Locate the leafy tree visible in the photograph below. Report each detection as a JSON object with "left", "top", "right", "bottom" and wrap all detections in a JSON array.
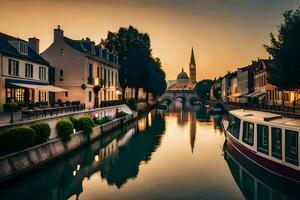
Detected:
[
  {"left": 195, "top": 79, "right": 213, "bottom": 100},
  {"left": 264, "top": 7, "right": 300, "bottom": 90},
  {"left": 101, "top": 26, "right": 153, "bottom": 102}
]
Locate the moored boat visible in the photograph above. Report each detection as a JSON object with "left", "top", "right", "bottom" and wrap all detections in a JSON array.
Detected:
[{"left": 222, "top": 109, "right": 300, "bottom": 182}]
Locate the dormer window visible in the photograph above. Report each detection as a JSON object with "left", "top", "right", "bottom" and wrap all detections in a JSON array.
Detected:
[{"left": 19, "top": 42, "right": 28, "bottom": 55}]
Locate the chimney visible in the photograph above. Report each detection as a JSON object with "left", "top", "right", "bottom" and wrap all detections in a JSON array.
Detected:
[
  {"left": 28, "top": 37, "right": 39, "bottom": 53},
  {"left": 85, "top": 37, "right": 90, "bottom": 42},
  {"left": 54, "top": 25, "right": 64, "bottom": 43}
]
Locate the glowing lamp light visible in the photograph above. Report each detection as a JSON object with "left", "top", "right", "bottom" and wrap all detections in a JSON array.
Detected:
[
  {"left": 73, "top": 170, "right": 76, "bottom": 176},
  {"left": 116, "top": 90, "right": 121, "bottom": 95},
  {"left": 77, "top": 164, "right": 80, "bottom": 171},
  {"left": 94, "top": 78, "right": 99, "bottom": 85},
  {"left": 95, "top": 155, "right": 99, "bottom": 162},
  {"left": 73, "top": 129, "right": 76, "bottom": 134}
]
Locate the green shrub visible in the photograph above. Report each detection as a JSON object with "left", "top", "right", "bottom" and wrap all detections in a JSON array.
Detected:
[
  {"left": 56, "top": 120, "right": 74, "bottom": 142},
  {"left": 94, "top": 116, "right": 112, "bottom": 125},
  {"left": 70, "top": 117, "right": 80, "bottom": 131},
  {"left": 116, "top": 111, "right": 128, "bottom": 118},
  {"left": 79, "top": 117, "right": 94, "bottom": 140},
  {"left": 0, "top": 127, "right": 36, "bottom": 152},
  {"left": 30, "top": 122, "right": 51, "bottom": 145}
]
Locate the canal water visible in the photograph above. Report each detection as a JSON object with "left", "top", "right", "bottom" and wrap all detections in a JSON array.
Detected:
[{"left": 1, "top": 101, "right": 299, "bottom": 200}]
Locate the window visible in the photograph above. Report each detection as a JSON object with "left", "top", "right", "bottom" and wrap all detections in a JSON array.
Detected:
[
  {"left": 115, "top": 73, "right": 118, "bottom": 86},
  {"left": 8, "top": 59, "right": 19, "bottom": 76},
  {"left": 227, "top": 114, "right": 241, "bottom": 139},
  {"left": 108, "top": 69, "right": 110, "bottom": 86},
  {"left": 65, "top": 92, "right": 68, "bottom": 97},
  {"left": 111, "top": 71, "right": 114, "bottom": 86},
  {"left": 19, "top": 42, "right": 28, "bottom": 55},
  {"left": 285, "top": 130, "right": 298, "bottom": 165},
  {"left": 89, "top": 91, "right": 92, "bottom": 102},
  {"left": 112, "top": 91, "right": 114, "bottom": 100},
  {"left": 243, "top": 121, "right": 254, "bottom": 146},
  {"left": 104, "top": 68, "right": 107, "bottom": 86},
  {"left": 39, "top": 67, "right": 46, "bottom": 80},
  {"left": 272, "top": 127, "right": 282, "bottom": 159},
  {"left": 15, "top": 89, "right": 24, "bottom": 102},
  {"left": 88, "top": 63, "right": 93, "bottom": 84},
  {"left": 257, "top": 124, "right": 269, "bottom": 154},
  {"left": 97, "top": 66, "right": 100, "bottom": 78},
  {"left": 39, "top": 91, "right": 47, "bottom": 101},
  {"left": 60, "top": 69, "right": 64, "bottom": 81},
  {"left": 25, "top": 63, "right": 33, "bottom": 78}
]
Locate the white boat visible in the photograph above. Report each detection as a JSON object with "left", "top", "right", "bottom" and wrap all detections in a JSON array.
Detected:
[{"left": 222, "top": 109, "right": 300, "bottom": 182}]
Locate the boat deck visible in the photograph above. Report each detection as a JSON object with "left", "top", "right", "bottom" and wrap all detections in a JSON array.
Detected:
[{"left": 230, "top": 109, "right": 300, "bottom": 127}]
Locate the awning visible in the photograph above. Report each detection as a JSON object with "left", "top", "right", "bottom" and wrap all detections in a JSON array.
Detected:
[
  {"left": 10, "top": 83, "right": 68, "bottom": 92},
  {"left": 251, "top": 92, "right": 265, "bottom": 99},
  {"left": 10, "top": 83, "right": 44, "bottom": 89},
  {"left": 41, "top": 85, "right": 68, "bottom": 92}
]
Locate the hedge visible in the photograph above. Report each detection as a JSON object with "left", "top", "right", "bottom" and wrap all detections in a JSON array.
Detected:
[
  {"left": 70, "top": 117, "right": 80, "bottom": 131},
  {"left": 79, "top": 117, "right": 94, "bottom": 140},
  {"left": 30, "top": 122, "right": 51, "bottom": 145},
  {"left": 56, "top": 120, "right": 74, "bottom": 142},
  {"left": 94, "top": 116, "right": 112, "bottom": 125},
  {"left": 0, "top": 127, "right": 36, "bottom": 152}
]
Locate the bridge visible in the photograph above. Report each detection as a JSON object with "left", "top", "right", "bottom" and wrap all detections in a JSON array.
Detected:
[{"left": 159, "top": 90, "right": 199, "bottom": 103}]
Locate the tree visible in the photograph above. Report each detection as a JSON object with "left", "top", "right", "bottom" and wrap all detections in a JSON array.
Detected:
[
  {"left": 195, "top": 79, "right": 213, "bottom": 100},
  {"left": 264, "top": 7, "right": 300, "bottom": 90},
  {"left": 101, "top": 26, "right": 153, "bottom": 102},
  {"left": 93, "top": 79, "right": 104, "bottom": 108}
]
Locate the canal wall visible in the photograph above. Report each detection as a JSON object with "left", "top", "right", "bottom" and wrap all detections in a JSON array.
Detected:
[
  {"left": 0, "top": 112, "right": 138, "bottom": 183},
  {"left": 0, "top": 104, "right": 133, "bottom": 139}
]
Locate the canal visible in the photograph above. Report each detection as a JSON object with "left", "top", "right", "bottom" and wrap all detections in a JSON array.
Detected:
[{"left": 1, "top": 101, "right": 299, "bottom": 200}]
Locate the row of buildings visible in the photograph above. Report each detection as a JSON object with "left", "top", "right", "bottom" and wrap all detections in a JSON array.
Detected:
[
  {"left": 210, "top": 58, "right": 300, "bottom": 106},
  {"left": 0, "top": 26, "right": 146, "bottom": 112}
]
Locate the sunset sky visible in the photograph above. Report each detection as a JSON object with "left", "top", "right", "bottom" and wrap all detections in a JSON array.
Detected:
[{"left": 0, "top": 0, "right": 299, "bottom": 80}]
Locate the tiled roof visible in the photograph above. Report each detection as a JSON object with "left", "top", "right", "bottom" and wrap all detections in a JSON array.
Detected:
[
  {"left": 63, "top": 36, "right": 120, "bottom": 69},
  {"left": 0, "top": 32, "right": 49, "bottom": 65}
]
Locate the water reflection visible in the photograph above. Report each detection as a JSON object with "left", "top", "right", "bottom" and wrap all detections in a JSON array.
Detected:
[
  {"left": 224, "top": 142, "right": 300, "bottom": 200},
  {"left": 0, "top": 110, "right": 165, "bottom": 200}
]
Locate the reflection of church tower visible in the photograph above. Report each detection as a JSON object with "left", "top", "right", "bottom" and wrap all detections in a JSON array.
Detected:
[
  {"left": 189, "top": 112, "right": 196, "bottom": 153},
  {"left": 189, "top": 47, "right": 196, "bottom": 83}
]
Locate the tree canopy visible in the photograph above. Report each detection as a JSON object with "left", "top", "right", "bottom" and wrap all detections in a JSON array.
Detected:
[
  {"left": 264, "top": 7, "right": 300, "bottom": 90},
  {"left": 195, "top": 79, "right": 213, "bottom": 100},
  {"left": 101, "top": 26, "right": 166, "bottom": 101}
]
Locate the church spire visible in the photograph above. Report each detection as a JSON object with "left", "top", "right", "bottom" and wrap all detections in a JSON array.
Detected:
[
  {"left": 190, "top": 47, "right": 196, "bottom": 66},
  {"left": 189, "top": 47, "right": 197, "bottom": 83}
]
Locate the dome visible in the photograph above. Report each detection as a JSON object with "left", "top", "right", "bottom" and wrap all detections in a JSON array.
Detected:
[{"left": 177, "top": 70, "right": 189, "bottom": 80}]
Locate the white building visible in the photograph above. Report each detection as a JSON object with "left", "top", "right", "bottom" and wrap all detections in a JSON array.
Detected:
[
  {"left": 0, "top": 32, "right": 59, "bottom": 112},
  {"left": 41, "top": 26, "right": 121, "bottom": 109}
]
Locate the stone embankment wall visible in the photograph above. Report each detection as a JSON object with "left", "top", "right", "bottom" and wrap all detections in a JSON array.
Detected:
[
  {"left": 0, "top": 104, "right": 133, "bottom": 139},
  {"left": 0, "top": 112, "right": 137, "bottom": 183}
]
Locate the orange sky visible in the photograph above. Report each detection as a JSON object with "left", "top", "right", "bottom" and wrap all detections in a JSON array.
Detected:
[{"left": 0, "top": 0, "right": 299, "bottom": 80}]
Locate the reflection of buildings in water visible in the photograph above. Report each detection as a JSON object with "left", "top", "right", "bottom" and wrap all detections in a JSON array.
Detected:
[
  {"left": 196, "top": 107, "right": 210, "bottom": 122},
  {"left": 0, "top": 123, "right": 136, "bottom": 200},
  {"left": 211, "top": 115, "right": 223, "bottom": 131},
  {"left": 138, "top": 110, "right": 155, "bottom": 132},
  {"left": 99, "top": 113, "right": 165, "bottom": 188},
  {"left": 177, "top": 110, "right": 189, "bottom": 127},
  {"left": 224, "top": 142, "right": 300, "bottom": 200},
  {"left": 189, "top": 112, "right": 196, "bottom": 153}
]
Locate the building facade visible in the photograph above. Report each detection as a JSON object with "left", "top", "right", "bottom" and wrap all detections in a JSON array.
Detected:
[
  {"left": 41, "top": 26, "right": 121, "bottom": 109},
  {"left": 0, "top": 33, "right": 55, "bottom": 111}
]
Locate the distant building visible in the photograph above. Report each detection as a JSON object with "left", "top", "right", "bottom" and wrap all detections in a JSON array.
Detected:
[
  {"left": 41, "top": 26, "right": 121, "bottom": 109},
  {"left": 166, "top": 68, "right": 196, "bottom": 91},
  {"left": 221, "top": 72, "right": 234, "bottom": 102},
  {"left": 0, "top": 32, "right": 60, "bottom": 111},
  {"left": 228, "top": 72, "right": 238, "bottom": 102},
  {"left": 210, "top": 78, "right": 221, "bottom": 101}
]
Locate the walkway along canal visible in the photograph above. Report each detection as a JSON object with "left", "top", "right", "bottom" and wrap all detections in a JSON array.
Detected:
[{"left": 1, "top": 101, "right": 300, "bottom": 200}]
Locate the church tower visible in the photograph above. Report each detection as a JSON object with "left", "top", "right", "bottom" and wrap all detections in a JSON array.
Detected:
[{"left": 189, "top": 47, "right": 197, "bottom": 83}]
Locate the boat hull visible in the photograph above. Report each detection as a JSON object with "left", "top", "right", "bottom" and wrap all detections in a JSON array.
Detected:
[{"left": 223, "top": 120, "right": 300, "bottom": 183}]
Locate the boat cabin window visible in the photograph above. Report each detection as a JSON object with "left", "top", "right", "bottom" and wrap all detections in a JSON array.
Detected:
[
  {"left": 243, "top": 121, "right": 254, "bottom": 146},
  {"left": 285, "top": 130, "right": 298, "bottom": 166},
  {"left": 228, "top": 114, "right": 241, "bottom": 139},
  {"left": 257, "top": 124, "right": 269, "bottom": 154},
  {"left": 271, "top": 128, "right": 282, "bottom": 159}
]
